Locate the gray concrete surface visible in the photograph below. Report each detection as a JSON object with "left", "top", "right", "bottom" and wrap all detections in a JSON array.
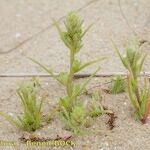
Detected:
[{"left": 0, "top": 0, "right": 149, "bottom": 74}]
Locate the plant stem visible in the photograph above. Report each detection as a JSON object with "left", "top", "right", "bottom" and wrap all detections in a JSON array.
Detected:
[
  {"left": 135, "top": 86, "right": 141, "bottom": 105},
  {"left": 67, "top": 51, "right": 74, "bottom": 97},
  {"left": 131, "top": 71, "right": 141, "bottom": 106},
  {"left": 134, "top": 76, "right": 141, "bottom": 106}
]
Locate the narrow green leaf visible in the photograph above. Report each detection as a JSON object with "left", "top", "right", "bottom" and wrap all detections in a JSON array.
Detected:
[
  {"left": 0, "top": 112, "right": 21, "bottom": 128},
  {"left": 139, "top": 54, "right": 147, "bottom": 72},
  {"left": 112, "top": 40, "right": 128, "bottom": 68},
  {"left": 29, "top": 57, "right": 57, "bottom": 80},
  {"left": 57, "top": 72, "right": 68, "bottom": 86},
  {"left": 52, "top": 18, "right": 63, "bottom": 38},
  {"left": 81, "top": 23, "right": 93, "bottom": 38},
  {"left": 127, "top": 77, "right": 140, "bottom": 110},
  {"left": 78, "top": 57, "right": 106, "bottom": 72},
  {"left": 73, "top": 67, "right": 100, "bottom": 98}
]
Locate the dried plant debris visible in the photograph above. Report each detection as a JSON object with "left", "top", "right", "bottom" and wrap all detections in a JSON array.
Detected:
[
  {"left": 19, "top": 132, "right": 73, "bottom": 143},
  {"left": 106, "top": 113, "right": 117, "bottom": 130}
]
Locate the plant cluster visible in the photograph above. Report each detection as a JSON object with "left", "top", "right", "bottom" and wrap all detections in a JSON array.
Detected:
[
  {"left": 109, "top": 75, "right": 126, "bottom": 94},
  {"left": 88, "top": 91, "right": 112, "bottom": 117},
  {"left": 0, "top": 12, "right": 149, "bottom": 136},
  {"left": 115, "top": 40, "right": 150, "bottom": 123},
  {"left": 0, "top": 78, "right": 44, "bottom": 131}
]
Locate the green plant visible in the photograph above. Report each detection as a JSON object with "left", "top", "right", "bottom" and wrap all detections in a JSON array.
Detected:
[
  {"left": 30, "top": 12, "right": 104, "bottom": 133},
  {"left": 0, "top": 78, "right": 44, "bottom": 131},
  {"left": 88, "top": 91, "right": 112, "bottom": 117},
  {"left": 61, "top": 104, "right": 87, "bottom": 134},
  {"left": 114, "top": 40, "right": 150, "bottom": 123},
  {"left": 109, "top": 75, "right": 126, "bottom": 94}
]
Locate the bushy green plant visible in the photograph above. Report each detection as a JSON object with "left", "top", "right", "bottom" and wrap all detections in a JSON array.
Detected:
[
  {"left": 109, "top": 75, "right": 126, "bottom": 94},
  {"left": 31, "top": 12, "right": 104, "bottom": 133},
  {"left": 114, "top": 40, "right": 150, "bottom": 123},
  {"left": 0, "top": 78, "right": 44, "bottom": 131}
]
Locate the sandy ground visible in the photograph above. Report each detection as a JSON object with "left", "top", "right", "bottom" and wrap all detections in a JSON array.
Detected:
[
  {"left": 1, "top": 77, "right": 150, "bottom": 150},
  {"left": 0, "top": 0, "right": 150, "bottom": 150}
]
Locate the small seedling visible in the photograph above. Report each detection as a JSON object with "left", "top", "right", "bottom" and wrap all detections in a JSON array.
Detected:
[
  {"left": 114, "top": 40, "right": 150, "bottom": 123},
  {"left": 61, "top": 104, "right": 87, "bottom": 134},
  {"left": 88, "top": 91, "right": 112, "bottom": 117},
  {"left": 0, "top": 78, "right": 44, "bottom": 131},
  {"left": 30, "top": 12, "right": 104, "bottom": 133},
  {"left": 109, "top": 75, "right": 126, "bottom": 94}
]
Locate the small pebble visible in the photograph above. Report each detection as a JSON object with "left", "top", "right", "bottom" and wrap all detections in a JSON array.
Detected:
[
  {"left": 104, "top": 142, "right": 109, "bottom": 146},
  {"left": 134, "top": 24, "right": 137, "bottom": 28},
  {"left": 45, "top": 82, "right": 49, "bottom": 85},
  {"left": 6, "top": 60, "right": 9, "bottom": 64},
  {"left": 94, "top": 78, "right": 98, "bottom": 81},
  {"left": 124, "top": 102, "right": 127, "bottom": 105},
  {"left": 47, "top": 126, "right": 51, "bottom": 129},
  {"left": 8, "top": 112, "right": 14, "bottom": 117},
  {"left": 36, "top": 132, "right": 41, "bottom": 136},
  {"left": 15, "top": 33, "right": 21, "bottom": 39},
  {"left": 38, "top": 96, "right": 42, "bottom": 99},
  {"left": 16, "top": 14, "right": 21, "bottom": 17}
]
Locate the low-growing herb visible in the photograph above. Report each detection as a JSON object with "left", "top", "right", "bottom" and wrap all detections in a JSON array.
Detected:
[
  {"left": 114, "top": 40, "right": 150, "bottom": 123},
  {"left": 0, "top": 78, "right": 44, "bottom": 131},
  {"left": 88, "top": 91, "right": 112, "bottom": 117},
  {"left": 109, "top": 75, "right": 126, "bottom": 94},
  {"left": 30, "top": 12, "right": 104, "bottom": 133}
]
